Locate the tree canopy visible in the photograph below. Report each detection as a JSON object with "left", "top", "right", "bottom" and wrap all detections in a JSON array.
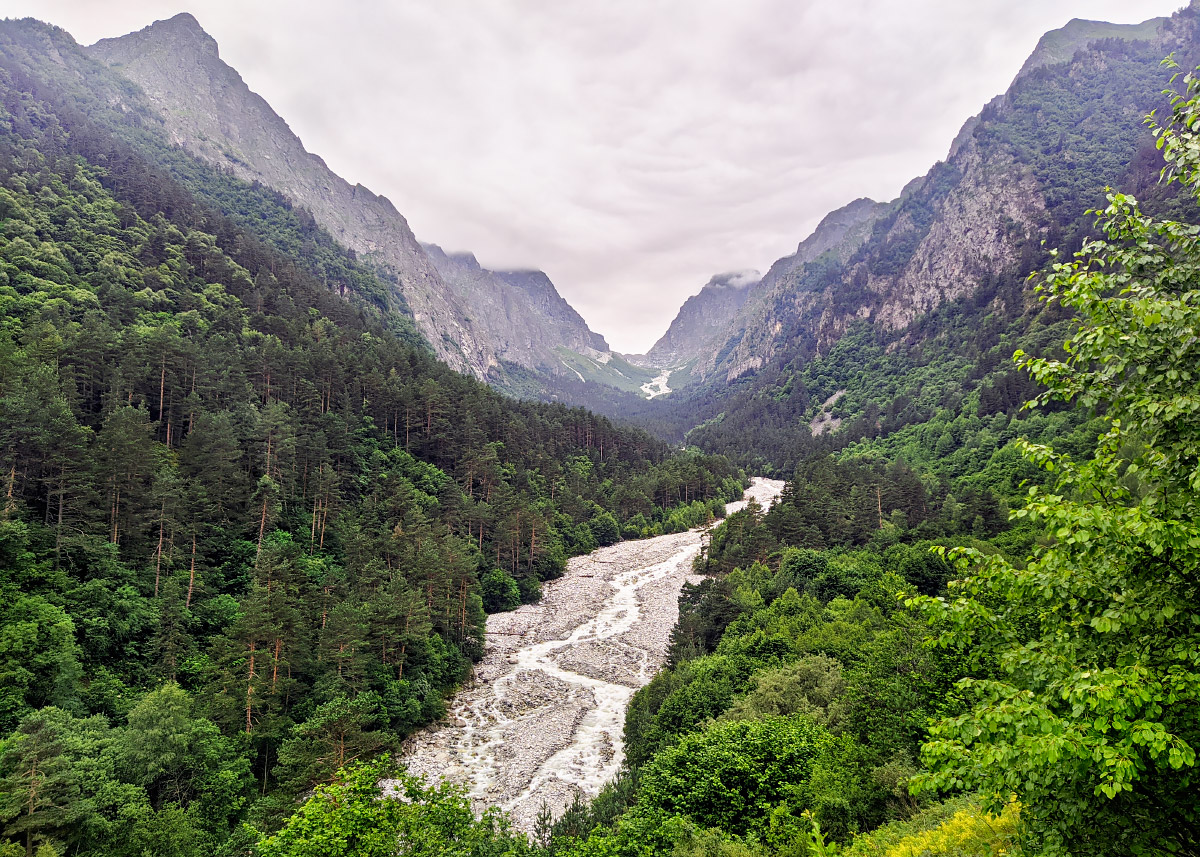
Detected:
[{"left": 910, "top": 58, "right": 1200, "bottom": 857}]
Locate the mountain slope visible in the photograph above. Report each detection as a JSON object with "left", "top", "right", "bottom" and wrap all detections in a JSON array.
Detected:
[
  {"left": 1017, "top": 14, "right": 1169, "bottom": 77},
  {"left": 630, "top": 270, "right": 761, "bottom": 371},
  {"left": 646, "top": 4, "right": 1197, "bottom": 469},
  {"left": 85, "top": 13, "right": 615, "bottom": 391},
  {"left": 420, "top": 243, "right": 612, "bottom": 377},
  {"left": 645, "top": 10, "right": 1178, "bottom": 406},
  {"left": 87, "top": 13, "right": 495, "bottom": 376}
]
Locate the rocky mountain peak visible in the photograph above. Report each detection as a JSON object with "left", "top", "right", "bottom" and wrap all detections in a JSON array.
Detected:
[
  {"left": 423, "top": 243, "right": 483, "bottom": 272},
  {"left": 758, "top": 196, "right": 883, "bottom": 293},
  {"left": 98, "top": 12, "right": 220, "bottom": 59},
  {"left": 420, "top": 244, "right": 610, "bottom": 363},
  {"left": 86, "top": 17, "right": 613, "bottom": 387},
  {"left": 631, "top": 269, "right": 763, "bottom": 370},
  {"left": 86, "top": 16, "right": 629, "bottom": 390}
]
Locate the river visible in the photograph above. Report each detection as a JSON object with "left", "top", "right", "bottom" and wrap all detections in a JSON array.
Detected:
[{"left": 398, "top": 477, "right": 785, "bottom": 831}]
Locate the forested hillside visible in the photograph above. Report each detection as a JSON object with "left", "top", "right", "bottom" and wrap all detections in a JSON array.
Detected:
[{"left": 0, "top": 23, "right": 742, "bottom": 855}]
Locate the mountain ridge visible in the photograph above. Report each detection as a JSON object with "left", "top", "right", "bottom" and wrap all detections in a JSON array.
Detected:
[
  {"left": 628, "top": 269, "right": 762, "bottom": 371},
  {"left": 643, "top": 6, "right": 1187, "bottom": 398},
  {"left": 86, "top": 12, "right": 611, "bottom": 389},
  {"left": 420, "top": 242, "right": 611, "bottom": 375}
]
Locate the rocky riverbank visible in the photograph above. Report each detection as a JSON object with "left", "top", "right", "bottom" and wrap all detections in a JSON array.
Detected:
[{"left": 398, "top": 477, "right": 785, "bottom": 831}]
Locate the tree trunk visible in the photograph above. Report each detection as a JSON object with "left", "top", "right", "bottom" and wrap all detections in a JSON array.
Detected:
[
  {"left": 111, "top": 487, "right": 121, "bottom": 545},
  {"left": 246, "top": 642, "right": 257, "bottom": 733},
  {"left": 154, "top": 500, "right": 166, "bottom": 596},
  {"left": 55, "top": 466, "right": 65, "bottom": 567},
  {"left": 4, "top": 463, "right": 16, "bottom": 519},
  {"left": 158, "top": 353, "right": 166, "bottom": 424},
  {"left": 256, "top": 495, "right": 270, "bottom": 563},
  {"left": 310, "top": 496, "right": 320, "bottom": 551},
  {"left": 187, "top": 531, "right": 197, "bottom": 607}
]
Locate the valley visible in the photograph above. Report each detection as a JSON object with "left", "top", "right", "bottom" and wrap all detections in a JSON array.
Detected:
[
  {"left": 399, "top": 478, "right": 784, "bottom": 831},
  {"left": 0, "top": 4, "right": 1197, "bottom": 857}
]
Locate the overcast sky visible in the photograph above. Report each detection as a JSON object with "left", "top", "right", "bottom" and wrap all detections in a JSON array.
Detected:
[{"left": 3, "top": 1, "right": 1185, "bottom": 351}]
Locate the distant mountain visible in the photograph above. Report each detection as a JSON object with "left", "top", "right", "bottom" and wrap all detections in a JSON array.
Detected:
[
  {"left": 707, "top": 197, "right": 887, "bottom": 383},
  {"left": 420, "top": 243, "right": 611, "bottom": 378},
  {"left": 85, "top": 13, "right": 613, "bottom": 391},
  {"left": 628, "top": 270, "right": 761, "bottom": 372},
  {"left": 650, "top": 8, "right": 1178, "bottom": 395}
]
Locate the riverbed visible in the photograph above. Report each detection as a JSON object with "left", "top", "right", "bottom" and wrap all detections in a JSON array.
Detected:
[{"left": 398, "top": 477, "right": 785, "bottom": 831}]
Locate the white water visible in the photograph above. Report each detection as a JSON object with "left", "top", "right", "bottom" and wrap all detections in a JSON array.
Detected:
[
  {"left": 397, "top": 477, "right": 785, "bottom": 831},
  {"left": 640, "top": 368, "right": 673, "bottom": 399}
]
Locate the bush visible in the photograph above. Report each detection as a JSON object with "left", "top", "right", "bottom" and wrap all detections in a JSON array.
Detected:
[{"left": 480, "top": 569, "right": 520, "bottom": 612}]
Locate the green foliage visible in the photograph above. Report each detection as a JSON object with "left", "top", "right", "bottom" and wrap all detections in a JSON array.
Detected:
[
  {"left": 0, "top": 21, "right": 744, "bottom": 856},
  {"left": 257, "top": 759, "right": 532, "bottom": 857},
  {"left": 720, "top": 655, "right": 847, "bottom": 727},
  {"left": 0, "top": 590, "right": 80, "bottom": 734},
  {"left": 909, "top": 61, "right": 1200, "bottom": 857},
  {"left": 481, "top": 569, "right": 522, "bottom": 613},
  {"left": 636, "top": 716, "right": 829, "bottom": 837},
  {"left": 560, "top": 719, "right": 831, "bottom": 856},
  {"left": 118, "top": 684, "right": 250, "bottom": 823}
]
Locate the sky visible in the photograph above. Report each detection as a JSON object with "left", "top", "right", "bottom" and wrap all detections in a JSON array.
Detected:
[{"left": 1, "top": 1, "right": 1185, "bottom": 352}]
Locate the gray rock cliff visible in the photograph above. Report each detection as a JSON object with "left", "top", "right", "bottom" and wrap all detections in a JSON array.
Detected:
[
  {"left": 87, "top": 13, "right": 604, "bottom": 382},
  {"left": 630, "top": 270, "right": 761, "bottom": 370},
  {"left": 421, "top": 244, "right": 609, "bottom": 374}
]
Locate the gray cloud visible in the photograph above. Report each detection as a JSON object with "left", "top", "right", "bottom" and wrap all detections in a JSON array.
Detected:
[{"left": 6, "top": 0, "right": 1183, "bottom": 351}]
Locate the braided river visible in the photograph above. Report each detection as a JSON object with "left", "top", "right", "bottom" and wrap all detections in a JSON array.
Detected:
[{"left": 398, "top": 477, "right": 784, "bottom": 831}]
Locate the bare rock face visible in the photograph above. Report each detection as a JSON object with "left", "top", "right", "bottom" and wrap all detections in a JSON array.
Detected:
[
  {"left": 86, "top": 13, "right": 602, "bottom": 382},
  {"left": 706, "top": 137, "right": 1046, "bottom": 383},
  {"left": 421, "top": 244, "right": 608, "bottom": 375},
  {"left": 628, "top": 270, "right": 761, "bottom": 371},
  {"left": 706, "top": 197, "right": 886, "bottom": 381},
  {"left": 644, "top": 8, "right": 1177, "bottom": 394},
  {"left": 644, "top": 197, "right": 883, "bottom": 383}
]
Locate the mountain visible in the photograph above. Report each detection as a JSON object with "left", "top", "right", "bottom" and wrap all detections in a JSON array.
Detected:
[
  {"left": 634, "top": 198, "right": 883, "bottom": 383},
  {"left": 85, "top": 13, "right": 614, "bottom": 391},
  {"left": 648, "top": 10, "right": 1180, "bottom": 405},
  {"left": 629, "top": 270, "right": 761, "bottom": 371},
  {"left": 419, "top": 243, "right": 613, "bottom": 378},
  {"left": 644, "top": 4, "right": 1195, "bottom": 469}
]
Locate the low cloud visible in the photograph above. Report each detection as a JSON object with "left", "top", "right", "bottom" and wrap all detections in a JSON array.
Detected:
[{"left": 718, "top": 271, "right": 763, "bottom": 289}]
